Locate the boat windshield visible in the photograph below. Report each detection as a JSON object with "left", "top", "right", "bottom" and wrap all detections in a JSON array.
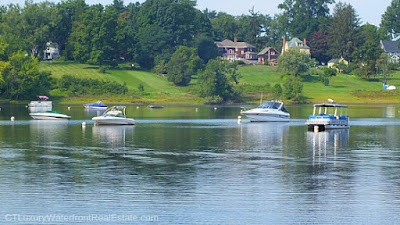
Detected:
[
  {"left": 105, "top": 110, "right": 124, "bottom": 117},
  {"left": 257, "top": 101, "right": 282, "bottom": 110}
]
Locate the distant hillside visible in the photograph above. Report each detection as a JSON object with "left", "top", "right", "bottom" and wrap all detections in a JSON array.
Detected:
[{"left": 40, "top": 62, "right": 400, "bottom": 104}]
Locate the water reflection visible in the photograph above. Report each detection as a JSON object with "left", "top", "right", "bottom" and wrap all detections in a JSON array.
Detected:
[
  {"left": 242, "top": 122, "right": 288, "bottom": 146},
  {"left": 92, "top": 125, "right": 135, "bottom": 148},
  {"left": 307, "top": 129, "right": 349, "bottom": 160},
  {"left": 29, "top": 120, "right": 69, "bottom": 143},
  {"left": 384, "top": 106, "right": 396, "bottom": 118}
]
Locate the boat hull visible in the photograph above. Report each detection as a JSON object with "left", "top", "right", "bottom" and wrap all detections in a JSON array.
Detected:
[
  {"left": 92, "top": 116, "right": 135, "bottom": 125},
  {"left": 241, "top": 112, "right": 290, "bottom": 122},
  {"left": 306, "top": 117, "right": 349, "bottom": 131},
  {"left": 29, "top": 112, "right": 71, "bottom": 120},
  {"left": 84, "top": 106, "right": 107, "bottom": 110}
]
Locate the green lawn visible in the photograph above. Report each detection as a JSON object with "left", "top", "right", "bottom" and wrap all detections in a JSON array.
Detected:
[
  {"left": 40, "top": 61, "right": 400, "bottom": 104},
  {"left": 40, "top": 61, "right": 201, "bottom": 103},
  {"left": 238, "top": 65, "right": 400, "bottom": 103}
]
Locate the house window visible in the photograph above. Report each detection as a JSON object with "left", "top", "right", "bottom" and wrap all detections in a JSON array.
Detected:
[{"left": 271, "top": 51, "right": 275, "bottom": 55}]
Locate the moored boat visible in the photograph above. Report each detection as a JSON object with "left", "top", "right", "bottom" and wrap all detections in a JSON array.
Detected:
[
  {"left": 306, "top": 102, "right": 349, "bottom": 132},
  {"left": 240, "top": 100, "right": 290, "bottom": 122},
  {"left": 29, "top": 110, "right": 71, "bottom": 120},
  {"left": 28, "top": 96, "right": 52, "bottom": 108},
  {"left": 92, "top": 106, "right": 135, "bottom": 125},
  {"left": 84, "top": 100, "right": 107, "bottom": 109}
]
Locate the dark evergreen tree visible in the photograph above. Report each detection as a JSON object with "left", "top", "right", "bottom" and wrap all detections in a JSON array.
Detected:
[{"left": 328, "top": 2, "right": 361, "bottom": 62}]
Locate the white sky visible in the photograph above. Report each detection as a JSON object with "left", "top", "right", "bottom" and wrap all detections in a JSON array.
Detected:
[{"left": 1, "top": 0, "right": 393, "bottom": 26}]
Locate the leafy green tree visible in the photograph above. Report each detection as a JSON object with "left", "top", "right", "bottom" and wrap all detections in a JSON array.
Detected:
[
  {"left": 234, "top": 8, "right": 265, "bottom": 46},
  {"left": 0, "top": 2, "right": 60, "bottom": 58},
  {"left": 376, "top": 53, "right": 393, "bottom": 83},
  {"left": 0, "top": 51, "right": 52, "bottom": 100},
  {"left": 69, "top": 4, "right": 103, "bottom": 63},
  {"left": 115, "top": 2, "right": 140, "bottom": 62},
  {"left": 54, "top": 0, "right": 87, "bottom": 59},
  {"left": 283, "top": 76, "right": 303, "bottom": 101},
  {"left": 380, "top": 0, "right": 400, "bottom": 39},
  {"left": 308, "top": 31, "right": 330, "bottom": 64},
  {"left": 277, "top": 0, "right": 334, "bottom": 39},
  {"left": 210, "top": 12, "right": 237, "bottom": 41},
  {"left": 198, "top": 59, "right": 240, "bottom": 102},
  {"left": 0, "top": 36, "right": 9, "bottom": 60},
  {"left": 278, "top": 49, "right": 315, "bottom": 75},
  {"left": 193, "top": 35, "right": 218, "bottom": 63},
  {"left": 135, "top": 0, "right": 209, "bottom": 68},
  {"left": 21, "top": 1, "right": 60, "bottom": 58},
  {"left": 166, "top": 46, "right": 202, "bottom": 86},
  {"left": 353, "top": 24, "right": 384, "bottom": 78},
  {"left": 328, "top": 2, "right": 361, "bottom": 62}
]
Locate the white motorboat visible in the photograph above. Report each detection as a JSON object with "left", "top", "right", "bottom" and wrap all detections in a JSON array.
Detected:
[
  {"left": 92, "top": 106, "right": 135, "bottom": 125},
  {"left": 306, "top": 102, "right": 349, "bottom": 132},
  {"left": 240, "top": 100, "right": 290, "bottom": 122},
  {"left": 28, "top": 96, "right": 52, "bottom": 108},
  {"left": 29, "top": 110, "right": 71, "bottom": 120}
]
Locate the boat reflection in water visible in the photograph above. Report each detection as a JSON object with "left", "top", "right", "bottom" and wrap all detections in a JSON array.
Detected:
[
  {"left": 384, "top": 106, "right": 396, "bottom": 118},
  {"left": 240, "top": 122, "right": 289, "bottom": 149},
  {"left": 92, "top": 125, "right": 135, "bottom": 148},
  {"left": 29, "top": 120, "right": 69, "bottom": 144},
  {"left": 307, "top": 129, "right": 349, "bottom": 162}
]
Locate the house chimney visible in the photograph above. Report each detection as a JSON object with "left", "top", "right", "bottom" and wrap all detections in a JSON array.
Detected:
[
  {"left": 304, "top": 38, "right": 307, "bottom": 45},
  {"left": 234, "top": 37, "right": 237, "bottom": 43},
  {"left": 282, "top": 36, "right": 286, "bottom": 53}
]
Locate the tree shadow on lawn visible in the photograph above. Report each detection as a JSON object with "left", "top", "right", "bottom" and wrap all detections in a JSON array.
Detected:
[{"left": 301, "top": 74, "right": 319, "bottom": 83}]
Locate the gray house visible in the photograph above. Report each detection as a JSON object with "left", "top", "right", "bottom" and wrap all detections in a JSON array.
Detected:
[{"left": 380, "top": 40, "right": 400, "bottom": 62}]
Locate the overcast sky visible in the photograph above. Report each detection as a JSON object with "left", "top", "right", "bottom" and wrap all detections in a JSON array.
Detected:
[{"left": 1, "top": 0, "right": 393, "bottom": 26}]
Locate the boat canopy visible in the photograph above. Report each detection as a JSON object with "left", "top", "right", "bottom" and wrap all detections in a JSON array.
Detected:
[
  {"left": 311, "top": 103, "right": 348, "bottom": 117},
  {"left": 313, "top": 103, "right": 348, "bottom": 108},
  {"left": 38, "top": 95, "right": 49, "bottom": 100}
]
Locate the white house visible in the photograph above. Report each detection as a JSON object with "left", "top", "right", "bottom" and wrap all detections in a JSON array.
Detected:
[{"left": 43, "top": 42, "right": 60, "bottom": 60}]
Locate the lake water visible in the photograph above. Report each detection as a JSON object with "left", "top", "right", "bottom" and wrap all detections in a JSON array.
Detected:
[{"left": 1, "top": 103, "right": 400, "bottom": 224}]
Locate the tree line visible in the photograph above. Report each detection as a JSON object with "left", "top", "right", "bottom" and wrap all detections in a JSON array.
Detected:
[{"left": 0, "top": 0, "right": 399, "bottom": 101}]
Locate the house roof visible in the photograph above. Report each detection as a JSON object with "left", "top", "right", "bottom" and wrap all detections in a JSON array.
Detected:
[
  {"left": 381, "top": 40, "right": 399, "bottom": 53},
  {"left": 328, "top": 57, "right": 348, "bottom": 64},
  {"left": 216, "top": 39, "right": 255, "bottom": 48},
  {"left": 287, "top": 37, "right": 310, "bottom": 49},
  {"left": 258, "top": 47, "right": 280, "bottom": 55}
]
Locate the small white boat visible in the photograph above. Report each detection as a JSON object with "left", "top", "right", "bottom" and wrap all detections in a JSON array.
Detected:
[
  {"left": 28, "top": 96, "right": 52, "bottom": 108},
  {"left": 306, "top": 102, "right": 349, "bottom": 132},
  {"left": 92, "top": 106, "right": 135, "bottom": 125},
  {"left": 30, "top": 110, "right": 71, "bottom": 120},
  {"left": 84, "top": 100, "right": 107, "bottom": 109},
  {"left": 240, "top": 100, "right": 290, "bottom": 122}
]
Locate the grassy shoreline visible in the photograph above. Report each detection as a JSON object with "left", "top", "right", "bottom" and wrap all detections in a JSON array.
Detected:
[{"left": 36, "top": 62, "right": 400, "bottom": 105}]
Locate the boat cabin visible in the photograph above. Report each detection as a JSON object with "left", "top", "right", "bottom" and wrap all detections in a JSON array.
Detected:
[
  {"left": 258, "top": 101, "right": 289, "bottom": 113},
  {"left": 309, "top": 103, "right": 348, "bottom": 119}
]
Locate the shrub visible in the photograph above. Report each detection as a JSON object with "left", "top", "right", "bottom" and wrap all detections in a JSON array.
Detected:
[
  {"left": 283, "top": 76, "right": 303, "bottom": 101},
  {"left": 58, "top": 75, "right": 128, "bottom": 96},
  {"left": 273, "top": 83, "right": 282, "bottom": 97}
]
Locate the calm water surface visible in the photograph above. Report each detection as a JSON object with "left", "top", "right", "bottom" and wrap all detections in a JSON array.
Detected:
[{"left": 0, "top": 103, "right": 400, "bottom": 224}]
